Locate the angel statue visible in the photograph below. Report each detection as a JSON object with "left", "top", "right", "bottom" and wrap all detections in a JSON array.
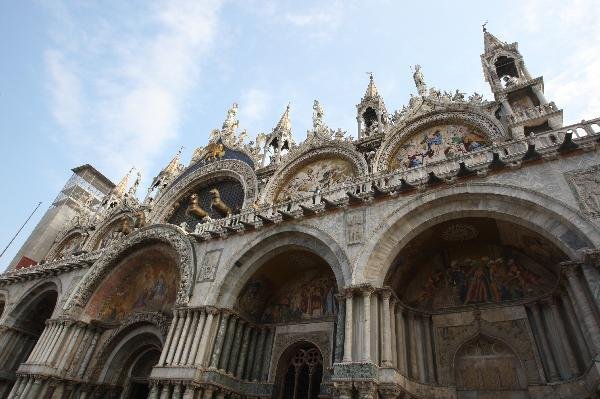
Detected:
[
  {"left": 412, "top": 64, "right": 427, "bottom": 96},
  {"left": 313, "top": 100, "right": 325, "bottom": 130}
]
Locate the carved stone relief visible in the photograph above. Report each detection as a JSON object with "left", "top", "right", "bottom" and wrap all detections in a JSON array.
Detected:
[
  {"left": 345, "top": 208, "right": 365, "bottom": 245},
  {"left": 198, "top": 249, "right": 223, "bottom": 282},
  {"left": 565, "top": 164, "right": 600, "bottom": 217}
]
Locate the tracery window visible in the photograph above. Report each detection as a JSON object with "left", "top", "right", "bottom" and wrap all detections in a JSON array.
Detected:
[{"left": 280, "top": 346, "right": 323, "bottom": 399}]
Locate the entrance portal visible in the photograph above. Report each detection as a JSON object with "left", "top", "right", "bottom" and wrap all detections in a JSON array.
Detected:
[{"left": 275, "top": 342, "right": 323, "bottom": 399}]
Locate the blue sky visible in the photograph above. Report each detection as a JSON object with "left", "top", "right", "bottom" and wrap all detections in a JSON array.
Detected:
[{"left": 1, "top": 0, "right": 599, "bottom": 270}]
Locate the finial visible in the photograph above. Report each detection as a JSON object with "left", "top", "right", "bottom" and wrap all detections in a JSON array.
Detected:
[
  {"left": 363, "top": 73, "right": 379, "bottom": 99},
  {"left": 482, "top": 20, "right": 488, "bottom": 32}
]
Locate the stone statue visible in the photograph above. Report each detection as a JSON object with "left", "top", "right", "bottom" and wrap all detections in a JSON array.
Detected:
[
  {"left": 313, "top": 100, "right": 325, "bottom": 130},
  {"left": 222, "top": 103, "right": 239, "bottom": 131},
  {"left": 412, "top": 64, "right": 427, "bottom": 96}
]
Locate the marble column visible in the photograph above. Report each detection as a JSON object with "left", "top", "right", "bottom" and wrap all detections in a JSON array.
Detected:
[
  {"left": 219, "top": 316, "right": 237, "bottom": 371},
  {"left": 195, "top": 309, "right": 215, "bottom": 366},
  {"left": 561, "top": 290, "right": 592, "bottom": 365},
  {"left": 174, "top": 310, "right": 193, "bottom": 365},
  {"left": 148, "top": 383, "right": 159, "bottom": 399},
  {"left": 423, "top": 316, "right": 436, "bottom": 383},
  {"left": 547, "top": 297, "right": 579, "bottom": 377},
  {"left": 563, "top": 263, "right": 600, "bottom": 354},
  {"left": 532, "top": 84, "right": 548, "bottom": 105},
  {"left": 261, "top": 328, "right": 274, "bottom": 381},
  {"left": 187, "top": 310, "right": 206, "bottom": 365},
  {"left": 244, "top": 328, "right": 257, "bottom": 380},
  {"left": 362, "top": 289, "right": 372, "bottom": 362},
  {"left": 167, "top": 310, "right": 186, "bottom": 365},
  {"left": 252, "top": 328, "right": 267, "bottom": 381},
  {"left": 78, "top": 328, "right": 101, "bottom": 378},
  {"left": 236, "top": 323, "right": 252, "bottom": 378},
  {"left": 210, "top": 312, "right": 230, "bottom": 369},
  {"left": 180, "top": 310, "right": 199, "bottom": 365},
  {"left": 159, "top": 311, "right": 180, "bottom": 366},
  {"left": 228, "top": 320, "right": 244, "bottom": 374},
  {"left": 343, "top": 291, "right": 353, "bottom": 362},
  {"left": 334, "top": 294, "right": 345, "bottom": 363},
  {"left": 395, "top": 308, "right": 407, "bottom": 375},
  {"left": 408, "top": 312, "right": 420, "bottom": 380},
  {"left": 389, "top": 299, "right": 398, "bottom": 368},
  {"left": 380, "top": 290, "right": 393, "bottom": 367},
  {"left": 528, "top": 302, "right": 559, "bottom": 381}
]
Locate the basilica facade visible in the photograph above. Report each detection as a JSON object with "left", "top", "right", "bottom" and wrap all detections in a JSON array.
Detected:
[{"left": 1, "top": 29, "right": 600, "bottom": 399}]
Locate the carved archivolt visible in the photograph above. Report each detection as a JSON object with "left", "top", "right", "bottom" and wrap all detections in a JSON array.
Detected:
[
  {"left": 85, "top": 211, "right": 136, "bottom": 251},
  {"left": 374, "top": 110, "right": 505, "bottom": 172},
  {"left": 87, "top": 311, "right": 169, "bottom": 382},
  {"left": 45, "top": 227, "right": 88, "bottom": 261},
  {"left": 63, "top": 224, "right": 195, "bottom": 315},
  {"left": 149, "top": 159, "right": 258, "bottom": 223},
  {"left": 261, "top": 144, "right": 368, "bottom": 204}
]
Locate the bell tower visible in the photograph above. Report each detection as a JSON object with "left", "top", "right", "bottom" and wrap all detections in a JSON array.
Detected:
[
  {"left": 357, "top": 74, "right": 388, "bottom": 139},
  {"left": 481, "top": 27, "right": 563, "bottom": 139}
]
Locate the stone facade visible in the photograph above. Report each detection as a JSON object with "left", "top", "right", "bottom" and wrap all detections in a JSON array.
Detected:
[{"left": 1, "top": 29, "right": 600, "bottom": 399}]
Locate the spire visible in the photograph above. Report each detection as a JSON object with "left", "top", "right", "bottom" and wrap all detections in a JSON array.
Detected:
[
  {"left": 363, "top": 73, "right": 379, "bottom": 100},
  {"left": 114, "top": 168, "right": 133, "bottom": 197},
  {"left": 483, "top": 27, "right": 506, "bottom": 52},
  {"left": 273, "top": 103, "right": 292, "bottom": 135},
  {"left": 162, "top": 147, "right": 183, "bottom": 177}
]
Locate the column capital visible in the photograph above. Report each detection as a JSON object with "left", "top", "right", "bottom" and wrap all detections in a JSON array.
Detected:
[
  {"left": 583, "top": 249, "right": 600, "bottom": 270},
  {"left": 560, "top": 261, "right": 583, "bottom": 279},
  {"left": 380, "top": 287, "right": 393, "bottom": 300}
]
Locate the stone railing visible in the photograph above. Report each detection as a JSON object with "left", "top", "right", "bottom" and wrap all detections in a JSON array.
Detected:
[
  {"left": 509, "top": 102, "right": 560, "bottom": 125},
  {"left": 190, "top": 118, "right": 600, "bottom": 239}
]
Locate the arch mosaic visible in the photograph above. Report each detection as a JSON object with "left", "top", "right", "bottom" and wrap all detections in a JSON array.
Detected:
[
  {"left": 356, "top": 183, "right": 599, "bottom": 286},
  {"left": 64, "top": 225, "right": 196, "bottom": 315},
  {"left": 374, "top": 110, "right": 505, "bottom": 172},
  {"left": 149, "top": 159, "right": 258, "bottom": 223},
  {"left": 211, "top": 226, "right": 352, "bottom": 307},
  {"left": 261, "top": 145, "right": 368, "bottom": 204}
]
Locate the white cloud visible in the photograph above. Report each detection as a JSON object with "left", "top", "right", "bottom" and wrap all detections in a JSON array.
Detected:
[
  {"left": 240, "top": 88, "right": 271, "bottom": 123},
  {"left": 44, "top": 0, "right": 223, "bottom": 180},
  {"left": 283, "top": 1, "right": 344, "bottom": 38}
]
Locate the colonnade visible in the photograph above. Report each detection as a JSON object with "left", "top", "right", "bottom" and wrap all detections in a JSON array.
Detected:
[
  {"left": 1, "top": 255, "right": 599, "bottom": 398},
  {"left": 341, "top": 287, "right": 437, "bottom": 384}
]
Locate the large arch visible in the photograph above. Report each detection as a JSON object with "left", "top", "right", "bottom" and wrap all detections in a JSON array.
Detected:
[
  {"left": 64, "top": 224, "right": 196, "bottom": 315},
  {"left": 374, "top": 109, "right": 505, "bottom": 172},
  {"left": 93, "top": 319, "right": 165, "bottom": 398},
  {"left": 0, "top": 281, "right": 59, "bottom": 396},
  {"left": 149, "top": 158, "right": 258, "bottom": 223},
  {"left": 211, "top": 226, "right": 352, "bottom": 307},
  {"left": 356, "top": 183, "right": 599, "bottom": 285},
  {"left": 260, "top": 143, "right": 369, "bottom": 204}
]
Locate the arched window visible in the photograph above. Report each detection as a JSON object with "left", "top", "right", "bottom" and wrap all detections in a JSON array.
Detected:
[{"left": 276, "top": 343, "right": 323, "bottom": 399}]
